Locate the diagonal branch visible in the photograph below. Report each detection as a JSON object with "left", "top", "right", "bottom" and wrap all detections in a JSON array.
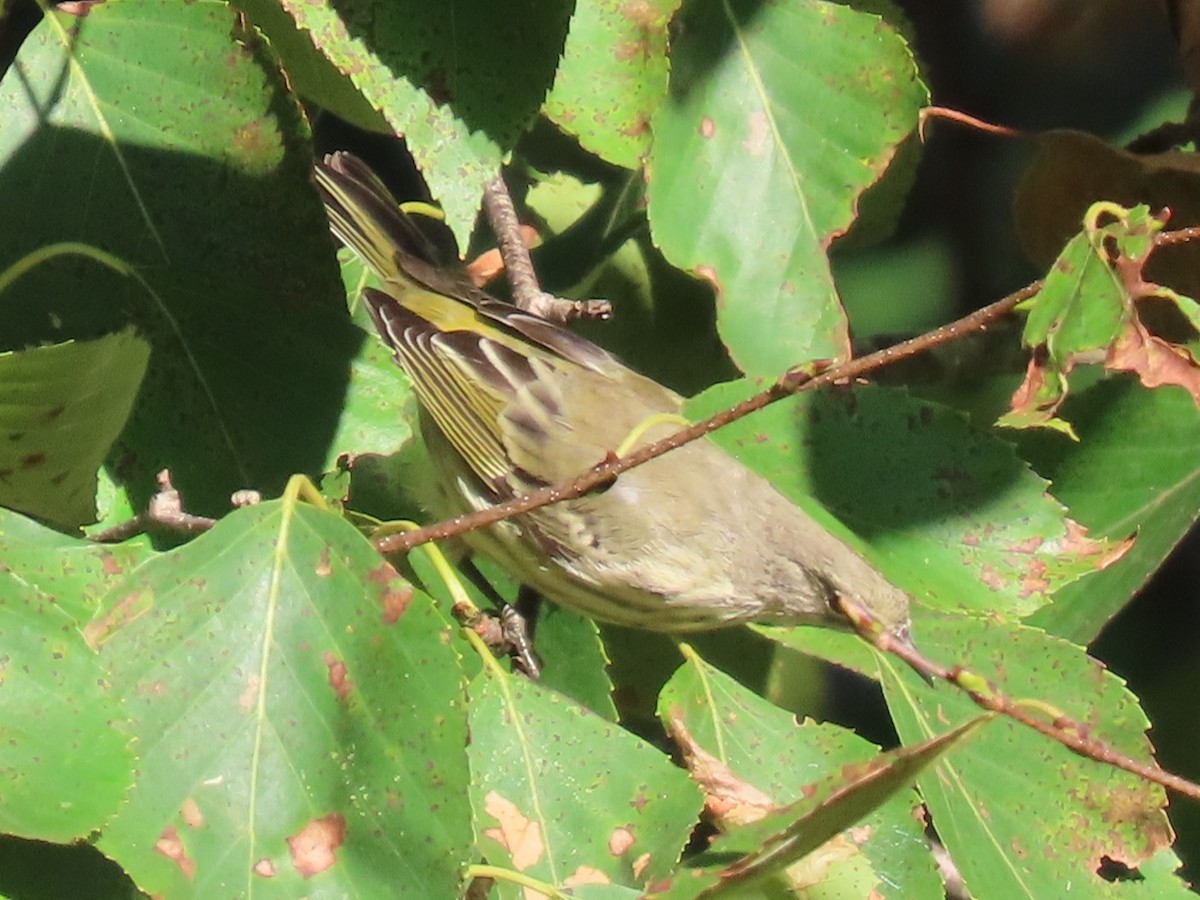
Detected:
[{"left": 373, "top": 278, "right": 1042, "bottom": 555}]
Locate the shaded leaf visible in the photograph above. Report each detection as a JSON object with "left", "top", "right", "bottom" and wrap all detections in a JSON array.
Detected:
[
  {"left": 0, "top": 1, "right": 355, "bottom": 517},
  {"left": 1014, "top": 129, "right": 1200, "bottom": 300},
  {"left": 0, "top": 328, "right": 148, "bottom": 528},
  {"left": 688, "top": 382, "right": 1123, "bottom": 620},
  {"left": 1021, "top": 376, "right": 1200, "bottom": 642},
  {"left": 236, "top": 0, "right": 387, "bottom": 133},
  {"left": 280, "top": 0, "right": 573, "bottom": 246}
]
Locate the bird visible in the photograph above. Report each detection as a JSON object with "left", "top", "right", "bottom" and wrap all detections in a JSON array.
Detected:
[{"left": 314, "top": 151, "right": 916, "bottom": 650}]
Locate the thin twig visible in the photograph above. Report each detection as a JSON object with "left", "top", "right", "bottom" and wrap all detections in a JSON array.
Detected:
[
  {"left": 482, "top": 175, "right": 612, "bottom": 323},
  {"left": 1154, "top": 224, "right": 1200, "bottom": 247},
  {"left": 89, "top": 469, "right": 218, "bottom": 542},
  {"left": 856, "top": 593, "right": 1200, "bottom": 802},
  {"left": 374, "top": 279, "right": 1041, "bottom": 555}
]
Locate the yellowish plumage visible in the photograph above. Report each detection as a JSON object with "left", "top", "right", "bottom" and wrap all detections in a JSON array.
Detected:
[{"left": 315, "top": 152, "right": 915, "bottom": 639}]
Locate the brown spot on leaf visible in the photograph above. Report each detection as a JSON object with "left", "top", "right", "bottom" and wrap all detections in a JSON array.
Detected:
[
  {"left": 1107, "top": 316, "right": 1200, "bottom": 403},
  {"left": 564, "top": 866, "right": 610, "bottom": 888},
  {"left": 253, "top": 858, "right": 276, "bottom": 878},
  {"left": 134, "top": 679, "right": 167, "bottom": 697},
  {"left": 100, "top": 552, "right": 124, "bottom": 576},
  {"left": 56, "top": 0, "right": 106, "bottom": 14},
  {"left": 609, "top": 826, "right": 635, "bottom": 856},
  {"left": 482, "top": 792, "right": 543, "bottom": 870},
  {"left": 238, "top": 674, "right": 260, "bottom": 713},
  {"left": 324, "top": 653, "right": 353, "bottom": 701},
  {"left": 155, "top": 826, "right": 195, "bottom": 880},
  {"left": 288, "top": 814, "right": 346, "bottom": 878},
  {"left": 1099, "top": 785, "right": 1174, "bottom": 864},
  {"left": 367, "top": 562, "right": 396, "bottom": 585},
  {"left": 699, "top": 116, "right": 716, "bottom": 139},
  {"left": 614, "top": 38, "right": 645, "bottom": 62},
  {"left": 666, "top": 710, "right": 774, "bottom": 828},
  {"left": 1009, "top": 535, "right": 1045, "bottom": 554},
  {"left": 694, "top": 265, "right": 722, "bottom": 296},
  {"left": 230, "top": 120, "right": 268, "bottom": 157},
  {"left": 380, "top": 583, "right": 413, "bottom": 624},
  {"left": 1061, "top": 519, "right": 1134, "bottom": 570},
  {"left": 1018, "top": 558, "right": 1050, "bottom": 597},
  {"left": 632, "top": 852, "right": 651, "bottom": 879},
  {"left": 621, "top": 0, "right": 664, "bottom": 29},
  {"left": 84, "top": 589, "right": 152, "bottom": 649},
  {"left": 977, "top": 564, "right": 1004, "bottom": 592},
  {"left": 630, "top": 787, "right": 650, "bottom": 812},
  {"left": 315, "top": 546, "right": 332, "bottom": 577},
  {"left": 621, "top": 115, "right": 650, "bottom": 139},
  {"left": 180, "top": 797, "right": 204, "bottom": 829},
  {"left": 19, "top": 452, "right": 45, "bottom": 469},
  {"left": 743, "top": 110, "right": 770, "bottom": 156}
]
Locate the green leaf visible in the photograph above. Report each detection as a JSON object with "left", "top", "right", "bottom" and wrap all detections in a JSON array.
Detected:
[
  {"left": 236, "top": 0, "right": 388, "bottom": 133},
  {"left": 0, "top": 520, "right": 135, "bottom": 842},
  {"left": 654, "top": 652, "right": 944, "bottom": 898},
  {"left": 0, "top": 327, "right": 148, "bottom": 528},
  {"left": 0, "top": 0, "right": 355, "bottom": 517},
  {"left": 647, "top": 0, "right": 927, "bottom": 374},
  {"left": 999, "top": 203, "right": 1200, "bottom": 435},
  {"left": 279, "top": 0, "right": 573, "bottom": 247},
  {"left": 468, "top": 668, "right": 701, "bottom": 895},
  {"left": 687, "top": 383, "right": 1121, "bottom": 620},
  {"left": 881, "top": 612, "right": 1182, "bottom": 898},
  {"left": 1021, "top": 377, "right": 1200, "bottom": 642},
  {"left": 0, "top": 506, "right": 151, "bottom": 624},
  {"left": 92, "top": 497, "right": 472, "bottom": 897},
  {"left": 544, "top": 0, "right": 681, "bottom": 169}
]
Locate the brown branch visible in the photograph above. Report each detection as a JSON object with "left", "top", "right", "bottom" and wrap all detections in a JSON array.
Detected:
[
  {"left": 1154, "top": 223, "right": 1200, "bottom": 247},
  {"left": 482, "top": 175, "right": 612, "bottom": 323},
  {"left": 374, "top": 278, "right": 1041, "bottom": 556},
  {"left": 89, "top": 470, "right": 263, "bottom": 543},
  {"left": 89, "top": 469, "right": 218, "bottom": 542},
  {"left": 844, "top": 595, "right": 1200, "bottom": 802}
]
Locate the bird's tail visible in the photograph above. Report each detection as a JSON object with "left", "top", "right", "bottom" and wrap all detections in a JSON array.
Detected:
[{"left": 314, "top": 151, "right": 451, "bottom": 290}]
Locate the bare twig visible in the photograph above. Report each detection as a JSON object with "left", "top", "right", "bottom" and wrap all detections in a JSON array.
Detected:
[
  {"left": 839, "top": 593, "right": 1200, "bottom": 802},
  {"left": 1155, "top": 224, "right": 1200, "bottom": 247},
  {"left": 89, "top": 469, "right": 218, "bottom": 542},
  {"left": 482, "top": 175, "right": 612, "bottom": 323}
]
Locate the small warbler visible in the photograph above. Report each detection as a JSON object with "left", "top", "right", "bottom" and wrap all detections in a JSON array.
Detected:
[{"left": 315, "top": 152, "right": 915, "bottom": 647}]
